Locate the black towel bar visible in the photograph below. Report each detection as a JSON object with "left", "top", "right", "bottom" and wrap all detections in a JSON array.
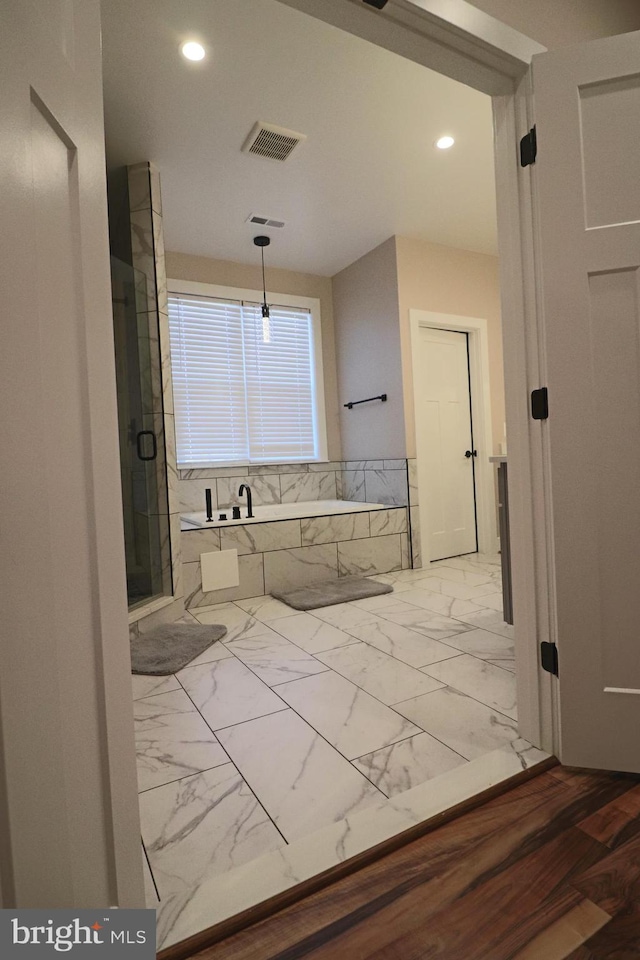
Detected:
[{"left": 344, "top": 393, "right": 387, "bottom": 410}]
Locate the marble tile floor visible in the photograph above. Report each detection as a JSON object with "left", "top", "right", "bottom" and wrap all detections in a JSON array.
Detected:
[{"left": 132, "top": 554, "right": 548, "bottom": 949}]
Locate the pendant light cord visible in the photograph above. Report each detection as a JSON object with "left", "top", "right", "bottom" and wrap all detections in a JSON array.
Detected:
[{"left": 261, "top": 247, "right": 267, "bottom": 309}]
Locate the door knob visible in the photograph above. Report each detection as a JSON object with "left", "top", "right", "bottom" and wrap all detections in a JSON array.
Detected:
[{"left": 464, "top": 450, "right": 477, "bottom": 458}]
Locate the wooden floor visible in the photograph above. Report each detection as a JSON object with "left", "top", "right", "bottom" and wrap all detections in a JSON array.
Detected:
[{"left": 179, "top": 766, "right": 640, "bottom": 960}]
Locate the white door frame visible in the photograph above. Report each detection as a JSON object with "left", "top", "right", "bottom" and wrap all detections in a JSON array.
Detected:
[
  {"left": 410, "top": 311, "right": 499, "bottom": 560},
  {"left": 277, "top": 0, "right": 555, "bottom": 754}
]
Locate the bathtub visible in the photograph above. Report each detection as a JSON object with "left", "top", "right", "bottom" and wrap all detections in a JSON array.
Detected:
[{"left": 181, "top": 499, "right": 387, "bottom": 529}]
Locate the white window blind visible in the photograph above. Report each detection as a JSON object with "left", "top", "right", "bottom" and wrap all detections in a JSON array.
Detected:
[{"left": 168, "top": 292, "right": 319, "bottom": 467}]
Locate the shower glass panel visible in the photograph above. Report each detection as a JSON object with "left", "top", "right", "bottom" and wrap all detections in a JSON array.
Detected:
[{"left": 111, "top": 255, "right": 172, "bottom": 607}]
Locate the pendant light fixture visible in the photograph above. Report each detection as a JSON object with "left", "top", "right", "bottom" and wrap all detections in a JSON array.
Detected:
[{"left": 254, "top": 235, "right": 271, "bottom": 343}]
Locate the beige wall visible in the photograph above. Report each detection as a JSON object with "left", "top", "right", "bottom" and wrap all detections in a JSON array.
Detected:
[
  {"left": 395, "top": 236, "right": 504, "bottom": 458},
  {"left": 466, "top": 0, "right": 640, "bottom": 49},
  {"left": 332, "top": 237, "right": 406, "bottom": 460},
  {"left": 165, "top": 251, "right": 341, "bottom": 461}
]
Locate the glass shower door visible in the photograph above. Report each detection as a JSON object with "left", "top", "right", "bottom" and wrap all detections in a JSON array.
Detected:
[{"left": 111, "top": 256, "right": 172, "bottom": 607}]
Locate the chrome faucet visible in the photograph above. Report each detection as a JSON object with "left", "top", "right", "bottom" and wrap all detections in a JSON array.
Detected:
[{"left": 238, "top": 483, "right": 254, "bottom": 519}]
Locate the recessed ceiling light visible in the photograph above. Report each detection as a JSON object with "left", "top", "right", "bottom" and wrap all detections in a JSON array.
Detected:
[
  {"left": 181, "top": 41, "right": 206, "bottom": 62},
  {"left": 435, "top": 135, "right": 455, "bottom": 150}
]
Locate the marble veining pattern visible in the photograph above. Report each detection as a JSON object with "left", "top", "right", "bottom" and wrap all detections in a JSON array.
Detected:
[
  {"left": 131, "top": 555, "right": 547, "bottom": 950},
  {"left": 275, "top": 671, "right": 422, "bottom": 760},
  {"left": 216, "top": 709, "right": 385, "bottom": 841}
]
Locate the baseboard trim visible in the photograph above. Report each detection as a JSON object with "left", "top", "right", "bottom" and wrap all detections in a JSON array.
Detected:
[{"left": 158, "top": 756, "right": 558, "bottom": 960}]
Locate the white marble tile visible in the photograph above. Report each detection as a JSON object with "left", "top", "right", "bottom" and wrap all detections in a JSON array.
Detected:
[
  {"left": 421, "top": 655, "right": 517, "bottom": 720},
  {"left": 388, "top": 587, "right": 485, "bottom": 620},
  {"left": 341, "top": 470, "right": 365, "bottom": 501},
  {"left": 369, "top": 508, "right": 408, "bottom": 537},
  {"left": 410, "top": 575, "right": 498, "bottom": 602},
  {"left": 401, "top": 533, "right": 410, "bottom": 570},
  {"left": 132, "top": 673, "right": 180, "bottom": 701},
  {"left": 224, "top": 631, "right": 329, "bottom": 686},
  {"left": 268, "top": 612, "right": 359, "bottom": 654},
  {"left": 280, "top": 472, "right": 337, "bottom": 503},
  {"left": 142, "top": 846, "right": 159, "bottom": 908},
  {"left": 181, "top": 466, "right": 248, "bottom": 480},
  {"left": 181, "top": 527, "right": 221, "bottom": 564},
  {"left": 158, "top": 798, "right": 416, "bottom": 950},
  {"left": 473, "top": 591, "right": 505, "bottom": 612},
  {"left": 178, "top": 478, "right": 218, "bottom": 514},
  {"left": 216, "top": 709, "right": 383, "bottom": 842},
  {"left": 275, "top": 671, "right": 421, "bottom": 760},
  {"left": 377, "top": 607, "right": 473, "bottom": 641},
  {"left": 315, "top": 642, "right": 445, "bottom": 705},
  {"left": 427, "top": 565, "right": 494, "bottom": 587},
  {"left": 217, "top": 475, "right": 280, "bottom": 508},
  {"left": 488, "top": 659, "right": 516, "bottom": 673},
  {"left": 309, "top": 461, "right": 342, "bottom": 472},
  {"left": 248, "top": 463, "right": 304, "bottom": 475},
  {"left": 178, "top": 657, "right": 287, "bottom": 730},
  {"left": 408, "top": 459, "right": 419, "bottom": 506},
  {"left": 432, "top": 555, "right": 502, "bottom": 577},
  {"left": 456, "top": 607, "right": 516, "bottom": 640},
  {"left": 343, "top": 619, "right": 462, "bottom": 668},
  {"left": 364, "top": 469, "right": 407, "bottom": 506},
  {"left": 190, "top": 602, "right": 267, "bottom": 641},
  {"left": 309, "top": 604, "right": 385, "bottom": 631},
  {"left": 344, "top": 460, "right": 383, "bottom": 471},
  {"left": 352, "top": 732, "right": 466, "bottom": 797},
  {"left": 134, "top": 689, "right": 228, "bottom": 792},
  {"left": 394, "top": 686, "right": 519, "bottom": 760},
  {"left": 301, "top": 512, "right": 369, "bottom": 545},
  {"left": 220, "top": 520, "right": 302, "bottom": 556},
  {"left": 235, "top": 595, "right": 301, "bottom": 622},
  {"left": 143, "top": 763, "right": 284, "bottom": 945},
  {"left": 264, "top": 543, "right": 338, "bottom": 594},
  {"left": 337, "top": 535, "right": 402, "bottom": 577},
  {"left": 351, "top": 594, "right": 421, "bottom": 614},
  {"left": 389, "top": 737, "right": 549, "bottom": 824},
  {"left": 441, "top": 628, "right": 514, "bottom": 661}
]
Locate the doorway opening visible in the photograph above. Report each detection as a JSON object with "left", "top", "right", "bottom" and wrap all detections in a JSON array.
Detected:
[{"left": 99, "top": 0, "right": 551, "bottom": 949}]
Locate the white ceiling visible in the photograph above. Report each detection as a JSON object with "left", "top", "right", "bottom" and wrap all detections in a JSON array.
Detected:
[{"left": 101, "top": 0, "right": 497, "bottom": 277}]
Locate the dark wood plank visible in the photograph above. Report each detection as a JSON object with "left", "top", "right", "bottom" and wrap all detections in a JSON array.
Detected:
[
  {"left": 297, "top": 828, "right": 605, "bottom": 960},
  {"left": 572, "top": 833, "right": 640, "bottom": 916},
  {"left": 578, "top": 784, "right": 640, "bottom": 850},
  {"left": 180, "top": 770, "right": 638, "bottom": 960}
]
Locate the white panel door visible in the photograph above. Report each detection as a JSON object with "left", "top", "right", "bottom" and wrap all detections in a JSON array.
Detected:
[
  {"left": 532, "top": 30, "right": 640, "bottom": 771},
  {"left": 0, "top": 1, "right": 142, "bottom": 905},
  {"left": 418, "top": 328, "right": 477, "bottom": 560}
]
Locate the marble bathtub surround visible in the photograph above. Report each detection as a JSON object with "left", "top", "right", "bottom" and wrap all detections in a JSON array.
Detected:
[
  {"left": 134, "top": 689, "right": 228, "bottom": 792},
  {"left": 276, "top": 671, "right": 422, "bottom": 760},
  {"left": 181, "top": 506, "right": 409, "bottom": 609},
  {"left": 215, "top": 709, "right": 384, "bottom": 842},
  {"left": 315, "top": 642, "right": 445, "bottom": 706}
]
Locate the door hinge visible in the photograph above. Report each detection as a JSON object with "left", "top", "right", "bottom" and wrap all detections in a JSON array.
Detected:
[
  {"left": 520, "top": 125, "right": 537, "bottom": 167},
  {"left": 541, "top": 641, "right": 558, "bottom": 676},
  {"left": 531, "top": 387, "right": 548, "bottom": 420}
]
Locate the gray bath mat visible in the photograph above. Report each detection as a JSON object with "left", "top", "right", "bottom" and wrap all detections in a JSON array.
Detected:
[
  {"left": 272, "top": 576, "right": 393, "bottom": 611},
  {"left": 131, "top": 622, "right": 227, "bottom": 676}
]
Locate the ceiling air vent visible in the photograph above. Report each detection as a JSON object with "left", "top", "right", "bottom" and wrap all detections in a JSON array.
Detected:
[
  {"left": 246, "top": 214, "right": 285, "bottom": 228},
  {"left": 242, "top": 122, "right": 306, "bottom": 162}
]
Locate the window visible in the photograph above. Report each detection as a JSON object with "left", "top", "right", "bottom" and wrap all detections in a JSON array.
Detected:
[{"left": 167, "top": 282, "right": 327, "bottom": 467}]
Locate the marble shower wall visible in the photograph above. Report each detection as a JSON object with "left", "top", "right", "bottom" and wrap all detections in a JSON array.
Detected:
[
  {"left": 408, "top": 458, "right": 421, "bottom": 569},
  {"left": 128, "top": 162, "right": 183, "bottom": 627}
]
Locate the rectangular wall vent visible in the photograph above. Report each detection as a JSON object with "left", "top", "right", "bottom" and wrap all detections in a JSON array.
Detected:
[
  {"left": 242, "top": 122, "right": 306, "bottom": 162},
  {"left": 246, "top": 214, "right": 285, "bottom": 228}
]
